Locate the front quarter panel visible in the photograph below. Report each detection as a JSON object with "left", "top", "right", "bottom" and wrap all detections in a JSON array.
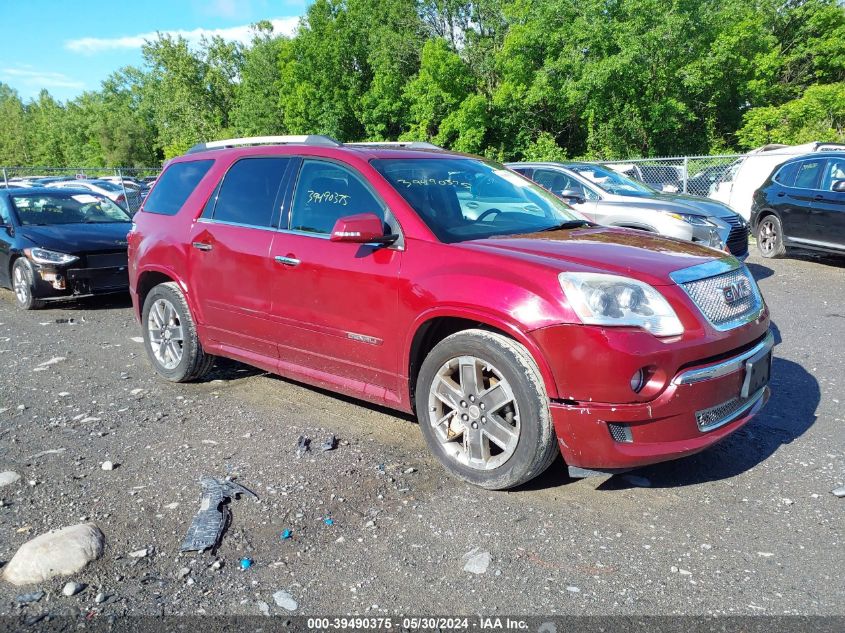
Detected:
[{"left": 398, "top": 238, "right": 580, "bottom": 400}]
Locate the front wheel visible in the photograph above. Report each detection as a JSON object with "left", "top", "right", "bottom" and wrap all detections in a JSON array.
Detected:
[
  {"left": 414, "top": 329, "right": 559, "bottom": 490},
  {"left": 12, "top": 259, "right": 43, "bottom": 310},
  {"left": 756, "top": 214, "right": 787, "bottom": 259},
  {"left": 141, "top": 282, "right": 215, "bottom": 382}
]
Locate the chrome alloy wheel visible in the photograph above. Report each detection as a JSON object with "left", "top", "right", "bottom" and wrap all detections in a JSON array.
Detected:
[
  {"left": 147, "top": 298, "right": 185, "bottom": 370},
  {"left": 12, "top": 265, "right": 28, "bottom": 304},
  {"left": 758, "top": 218, "right": 778, "bottom": 255},
  {"left": 427, "top": 355, "right": 520, "bottom": 470}
]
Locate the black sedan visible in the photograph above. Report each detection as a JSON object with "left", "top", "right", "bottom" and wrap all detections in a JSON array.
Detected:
[
  {"left": 0, "top": 188, "right": 132, "bottom": 309},
  {"left": 751, "top": 151, "right": 845, "bottom": 258}
]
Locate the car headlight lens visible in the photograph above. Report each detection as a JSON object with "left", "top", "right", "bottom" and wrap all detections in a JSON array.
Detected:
[
  {"left": 25, "top": 247, "right": 79, "bottom": 266},
  {"left": 663, "top": 212, "right": 714, "bottom": 226},
  {"left": 559, "top": 272, "right": 684, "bottom": 337}
]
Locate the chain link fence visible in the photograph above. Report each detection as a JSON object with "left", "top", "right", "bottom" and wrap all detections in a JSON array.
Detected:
[
  {"left": 595, "top": 154, "right": 741, "bottom": 197},
  {"left": 1, "top": 166, "right": 161, "bottom": 215}
]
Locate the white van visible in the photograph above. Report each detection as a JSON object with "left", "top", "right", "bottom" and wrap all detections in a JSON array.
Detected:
[{"left": 710, "top": 142, "right": 845, "bottom": 219}]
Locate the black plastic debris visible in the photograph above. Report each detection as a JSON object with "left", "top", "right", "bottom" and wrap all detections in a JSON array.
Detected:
[
  {"left": 180, "top": 476, "right": 259, "bottom": 553},
  {"left": 15, "top": 591, "right": 44, "bottom": 605},
  {"left": 296, "top": 435, "right": 311, "bottom": 458},
  {"left": 320, "top": 435, "right": 337, "bottom": 452}
]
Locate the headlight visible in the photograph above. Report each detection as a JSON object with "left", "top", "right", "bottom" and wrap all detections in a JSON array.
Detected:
[
  {"left": 25, "top": 248, "right": 79, "bottom": 266},
  {"left": 662, "top": 212, "right": 714, "bottom": 226},
  {"left": 559, "top": 272, "right": 684, "bottom": 337}
]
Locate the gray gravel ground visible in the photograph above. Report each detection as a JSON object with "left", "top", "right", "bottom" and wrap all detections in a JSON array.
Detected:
[{"left": 0, "top": 250, "right": 842, "bottom": 619}]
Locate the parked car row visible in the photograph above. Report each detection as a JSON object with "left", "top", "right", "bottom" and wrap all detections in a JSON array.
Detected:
[
  {"left": 507, "top": 162, "right": 750, "bottom": 259},
  {"left": 2, "top": 137, "right": 779, "bottom": 492},
  {"left": 3, "top": 175, "right": 157, "bottom": 214}
]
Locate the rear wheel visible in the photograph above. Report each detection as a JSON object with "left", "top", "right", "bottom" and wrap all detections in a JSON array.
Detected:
[
  {"left": 756, "top": 214, "right": 787, "bottom": 258},
  {"left": 142, "top": 282, "right": 215, "bottom": 382},
  {"left": 415, "top": 329, "right": 559, "bottom": 490},
  {"left": 12, "top": 259, "right": 43, "bottom": 310}
]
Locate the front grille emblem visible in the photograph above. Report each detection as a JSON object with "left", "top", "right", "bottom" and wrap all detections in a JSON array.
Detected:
[{"left": 722, "top": 280, "right": 751, "bottom": 305}]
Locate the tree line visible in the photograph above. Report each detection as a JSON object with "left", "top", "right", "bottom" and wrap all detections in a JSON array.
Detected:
[{"left": 0, "top": 0, "right": 843, "bottom": 168}]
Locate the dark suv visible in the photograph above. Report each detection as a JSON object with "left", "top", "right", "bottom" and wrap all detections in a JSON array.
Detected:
[
  {"left": 129, "top": 136, "right": 773, "bottom": 490},
  {"left": 751, "top": 151, "right": 845, "bottom": 258}
]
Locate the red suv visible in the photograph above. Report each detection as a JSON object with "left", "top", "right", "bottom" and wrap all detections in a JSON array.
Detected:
[{"left": 128, "top": 136, "right": 773, "bottom": 489}]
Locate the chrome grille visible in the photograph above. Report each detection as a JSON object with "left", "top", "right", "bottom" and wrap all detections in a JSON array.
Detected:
[
  {"left": 680, "top": 267, "right": 762, "bottom": 331},
  {"left": 695, "top": 388, "right": 764, "bottom": 432},
  {"left": 723, "top": 216, "right": 749, "bottom": 256}
]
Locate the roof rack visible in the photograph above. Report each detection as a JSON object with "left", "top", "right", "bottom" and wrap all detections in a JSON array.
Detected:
[
  {"left": 345, "top": 141, "right": 445, "bottom": 151},
  {"left": 187, "top": 135, "right": 342, "bottom": 154}
]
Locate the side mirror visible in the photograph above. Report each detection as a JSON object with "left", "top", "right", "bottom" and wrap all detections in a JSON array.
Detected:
[
  {"left": 330, "top": 213, "right": 398, "bottom": 245},
  {"left": 832, "top": 180, "right": 845, "bottom": 193},
  {"left": 558, "top": 190, "right": 586, "bottom": 205}
]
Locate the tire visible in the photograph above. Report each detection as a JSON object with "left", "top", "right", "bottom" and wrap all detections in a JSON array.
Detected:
[
  {"left": 414, "top": 329, "right": 559, "bottom": 490},
  {"left": 756, "top": 214, "right": 787, "bottom": 259},
  {"left": 141, "top": 282, "right": 215, "bottom": 382},
  {"left": 12, "top": 259, "right": 43, "bottom": 310}
]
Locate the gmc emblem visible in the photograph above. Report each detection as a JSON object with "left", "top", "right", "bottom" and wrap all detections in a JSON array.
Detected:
[{"left": 722, "top": 280, "right": 751, "bottom": 304}]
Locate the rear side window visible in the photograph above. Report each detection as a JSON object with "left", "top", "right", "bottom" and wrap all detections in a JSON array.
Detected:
[
  {"left": 773, "top": 162, "right": 799, "bottom": 187},
  {"left": 794, "top": 160, "right": 824, "bottom": 190},
  {"left": 210, "top": 157, "right": 290, "bottom": 228},
  {"left": 821, "top": 158, "right": 845, "bottom": 191},
  {"left": 143, "top": 160, "right": 213, "bottom": 216}
]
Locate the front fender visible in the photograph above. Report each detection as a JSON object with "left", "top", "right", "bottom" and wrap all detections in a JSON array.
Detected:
[{"left": 403, "top": 305, "right": 563, "bottom": 401}]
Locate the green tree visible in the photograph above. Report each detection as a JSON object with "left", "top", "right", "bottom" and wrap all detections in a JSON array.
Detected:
[
  {"left": 0, "top": 83, "right": 28, "bottom": 165},
  {"left": 231, "top": 21, "right": 288, "bottom": 135},
  {"left": 737, "top": 82, "right": 845, "bottom": 147}
]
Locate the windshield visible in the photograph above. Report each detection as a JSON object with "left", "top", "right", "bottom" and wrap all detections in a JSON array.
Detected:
[
  {"left": 11, "top": 193, "right": 131, "bottom": 225},
  {"left": 567, "top": 164, "right": 656, "bottom": 195},
  {"left": 371, "top": 158, "right": 586, "bottom": 242}
]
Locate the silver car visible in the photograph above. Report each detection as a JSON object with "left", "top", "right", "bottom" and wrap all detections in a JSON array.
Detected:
[{"left": 507, "top": 162, "right": 750, "bottom": 259}]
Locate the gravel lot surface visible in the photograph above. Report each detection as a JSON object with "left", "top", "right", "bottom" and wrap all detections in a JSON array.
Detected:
[{"left": 0, "top": 250, "right": 842, "bottom": 620}]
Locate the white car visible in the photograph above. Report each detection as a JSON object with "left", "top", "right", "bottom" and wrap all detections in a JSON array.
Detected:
[
  {"left": 709, "top": 142, "right": 845, "bottom": 219},
  {"left": 46, "top": 179, "right": 142, "bottom": 214}
]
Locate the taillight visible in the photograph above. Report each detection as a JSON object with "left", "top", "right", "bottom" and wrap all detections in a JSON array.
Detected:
[{"left": 116, "top": 194, "right": 126, "bottom": 203}]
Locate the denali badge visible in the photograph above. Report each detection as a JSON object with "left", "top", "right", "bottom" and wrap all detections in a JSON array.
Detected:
[{"left": 722, "top": 280, "right": 751, "bottom": 304}]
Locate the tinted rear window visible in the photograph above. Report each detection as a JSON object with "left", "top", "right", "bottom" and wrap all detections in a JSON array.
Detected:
[
  {"left": 774, "top": 162, "right": 799, "bottom": 187},
  {"left": 210, "top": 157, "right": 290, "bottom": 228},
  {"left": 143, "top": 160, "right": 213, "bottom": 216}
]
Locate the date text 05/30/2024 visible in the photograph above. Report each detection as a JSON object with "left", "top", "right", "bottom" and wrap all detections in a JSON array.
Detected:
[{"left": 306, "top": 617, "right": 531, "bottom": 630}]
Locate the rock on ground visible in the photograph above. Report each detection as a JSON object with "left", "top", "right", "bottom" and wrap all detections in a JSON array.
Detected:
[
  {"left": 2, "top": 523, "right": 105, "bottom": 586},
  {"left": 62, "top": 581, "right": 85, "bottom": 597},
  {"left": 462, "top": 548, "right": 491, "bottom": 574},
  {"left": 0, "top": 471, "right": 21, "bottom": 487},
  {"left": 273, "top": 590, "right": 298, "bottom": 611}
]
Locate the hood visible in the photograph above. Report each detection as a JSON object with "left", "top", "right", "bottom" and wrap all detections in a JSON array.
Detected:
[
  {"left": 605, "top": 191, "right": 741, "bottom": 218},
  {"left": 18, "top": 223, "right": 132, "bottom": 254},
  {"left": 461, "top": 226, "right": 723, "bottom": 287}
]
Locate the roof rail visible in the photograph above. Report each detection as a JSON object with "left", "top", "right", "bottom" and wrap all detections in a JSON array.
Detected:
[
  {"left": 345, "top": 141, "right": 445, "bottom": 151},
  {"left": 187, "top": 135, "right": 342, "bottom": 154}
]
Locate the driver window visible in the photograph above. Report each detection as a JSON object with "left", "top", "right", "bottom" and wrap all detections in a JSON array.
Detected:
[
  {"left": 532, "top": 169, "right": 596, "bottom": 200},
  {"left": 290, "top": 161, "right": 385, "bottom": 235},
  {"left": 0, "top": 201, "right": 10, "bottom": 225}
]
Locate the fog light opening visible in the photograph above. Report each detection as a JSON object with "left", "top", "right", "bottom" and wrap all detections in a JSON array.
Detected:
[{"left": 630, "top": 368, "right": 646, "bottom": 393}]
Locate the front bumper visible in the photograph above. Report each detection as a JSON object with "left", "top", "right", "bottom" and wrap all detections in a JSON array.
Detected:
[
  {"left": 536, "top": 325, "right": 774, "bottom": 470},
  {"left": 32, "top": 264, "right": 129, "bottom": 300}
]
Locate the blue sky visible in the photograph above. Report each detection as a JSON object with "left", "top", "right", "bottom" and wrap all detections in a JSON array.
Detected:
[{"left": 0, "top": 0, "right": 308, "bottom": 102}]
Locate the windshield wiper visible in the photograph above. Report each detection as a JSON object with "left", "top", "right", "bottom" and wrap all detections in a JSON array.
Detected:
[{"left": 538, "top": 220, "right": 592, "bottom": 232}]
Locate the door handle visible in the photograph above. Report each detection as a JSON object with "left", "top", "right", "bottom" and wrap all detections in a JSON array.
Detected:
[
  {"left": 813, "top": 194, "right": 824, "bottom": 201},
  {"left": 192, "top": 241, "right": 213, "bottom": 251},
  {"left": 776, "top": 192, "right": 785, "bottom": 197},
  {"left": 274, "top": 255, "right": 301, "bottom": 267}
]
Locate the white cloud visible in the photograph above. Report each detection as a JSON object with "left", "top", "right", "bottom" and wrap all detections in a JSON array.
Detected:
[
  {"left": 65, "top": 17, "right": 299, "bottom": 54},
  {"left": 0, "top": 67, "right": 85, "bottom": 90}
]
